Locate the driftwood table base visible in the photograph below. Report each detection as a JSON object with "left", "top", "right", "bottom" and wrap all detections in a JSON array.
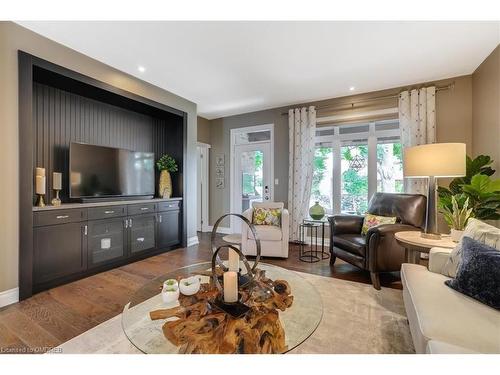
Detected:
[{"left": 149, "top": 269, "right": 293, "bottom": 354}]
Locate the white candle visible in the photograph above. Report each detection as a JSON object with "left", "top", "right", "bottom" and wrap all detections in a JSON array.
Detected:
[
  {"left": 35, "top": 175, "right": 46, "bottom": 195},
  {"left": 223, "top": 271, "right": 238, "bottom": 303},
  {"left": 53, "top": 172, "right": 62, "bottom": 190},
  {"left": 35, "top": 167, "right": 45, "bottom": 177},
  {"left": 228, "top": 248, "right": 240, "bottom": 272}
]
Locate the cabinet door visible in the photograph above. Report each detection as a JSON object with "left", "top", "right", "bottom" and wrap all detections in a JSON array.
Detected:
[
  {"left": 88, "top": 218, "right": 127, "bottom": 267},
  {"left": 157, "top": 210, "right": 181, "bottom": 248},
  {"left": 34, "top": 222, "right": 87, "bottom": 284},
  {"left": 129, "top": 214, "right": 156, "bottom": 254}
]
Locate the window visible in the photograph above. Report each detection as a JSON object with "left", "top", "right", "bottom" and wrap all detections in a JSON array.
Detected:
[{"left": 311, "top": 120, "right": 401, "bottom": 215}]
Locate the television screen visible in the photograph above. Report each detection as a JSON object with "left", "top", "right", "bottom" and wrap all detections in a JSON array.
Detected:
[{"left": 70, "top": 143, "right": 155, "bottom": 199}]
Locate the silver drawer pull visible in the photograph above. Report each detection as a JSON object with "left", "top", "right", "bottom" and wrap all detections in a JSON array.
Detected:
[
  {"left": 140, "top": 207, "right": 149, "bottom": 211},
  {"left": 56, "top": 215, "right": 69, "bottom": 219},
  {"left": 104, "top": 210, "right": 115, "bottom": 214},
  {"left": 137, "top": 237, "right": 145, "bottom": 242}
]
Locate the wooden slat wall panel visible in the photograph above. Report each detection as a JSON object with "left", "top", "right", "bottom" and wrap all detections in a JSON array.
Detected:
[{"left": 32, "top": 82, "right": 182, "bottom": 203}]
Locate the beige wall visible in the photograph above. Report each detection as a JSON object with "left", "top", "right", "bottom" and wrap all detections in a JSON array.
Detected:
[
  {"left": 207, "top": 75, "right": 473, "bottom": 227},
  {"left": 197, "top": 116, "right": 211, "bottom": 144},
  {"left": 0, "top": 22, "right": 198, "bottom": 294},
  {"left": 472, "top": 45, "right": 500, "bottom": 176}
]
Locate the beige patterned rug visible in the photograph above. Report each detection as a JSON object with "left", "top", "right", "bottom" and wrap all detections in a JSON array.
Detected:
[{"left": 53, "top": 271, "right": 414, "bottom": 354}]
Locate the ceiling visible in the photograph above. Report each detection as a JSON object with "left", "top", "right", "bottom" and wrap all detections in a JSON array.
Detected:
[{"left": 18, "top": 21, "right": 500, "bottom": 119}]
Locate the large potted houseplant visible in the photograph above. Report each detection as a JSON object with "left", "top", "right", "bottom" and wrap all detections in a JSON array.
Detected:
[
  {"left": 438, "top": 155, "right": 500, "bottom": 229},
  {"left": 157, "top": 154, "right": 178, "bottom": 198}
]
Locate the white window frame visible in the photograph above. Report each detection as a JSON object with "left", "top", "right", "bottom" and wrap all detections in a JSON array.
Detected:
[{"left": 313, "top": 120, "right": 401, "bottom": 215}]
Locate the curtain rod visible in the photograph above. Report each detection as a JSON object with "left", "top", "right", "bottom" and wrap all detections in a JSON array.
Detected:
[{"left": 280, "top": 82, "right": 455, "bottom": 116}]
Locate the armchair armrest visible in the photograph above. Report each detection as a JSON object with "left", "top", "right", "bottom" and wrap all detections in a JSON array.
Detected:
[
  {"left": 281, "top": 209, "right": 289, "bottom": 242},
  {"left": 327, "top": 215, "right": 364, "bottom": 235},
  {"left": 241, "top": 208, "right": 253, "bottom": 244},
  {"left": 429, "top": 247, "right": 454, "bottom": 275},
  {"left": 366, "top": 223, "right": 420, "bottom": 239}
]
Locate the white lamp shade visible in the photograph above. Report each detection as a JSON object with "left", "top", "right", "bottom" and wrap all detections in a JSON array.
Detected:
[{"left": 404, "top": 143, "right": 466, "bottom": 178}]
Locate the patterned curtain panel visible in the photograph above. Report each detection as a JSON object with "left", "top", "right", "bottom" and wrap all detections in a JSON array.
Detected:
[
  {"left": 399, "top": 86, "right": 436, "bottom": 194},
  {"left": 288, "top": 106, "right": 316, "bottom": 241}
]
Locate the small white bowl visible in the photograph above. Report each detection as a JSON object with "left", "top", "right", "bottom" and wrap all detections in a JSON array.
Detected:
[
  {"left": 161, "top": 286, "right": 180, "bottom": 304},
  {"left": 179, "top": 276, "right": 201, "bottom": 296}
]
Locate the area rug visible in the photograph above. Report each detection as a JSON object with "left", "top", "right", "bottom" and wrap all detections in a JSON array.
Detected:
[{"left": 52, "top": 271, "right": 414, "bottom": 354}]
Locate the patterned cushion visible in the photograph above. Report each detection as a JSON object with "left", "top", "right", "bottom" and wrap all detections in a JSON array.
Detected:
[
  {"left": 361, "top": 213, "right": 397, "bottom": 235},
  {"left": 252, "top": 207, "right": 281, "bottom": 227},
  {"left": 445, "top": 237, "right": 500, "bottom": 310},
  {"left": 442, "top": 218, "right": 500, "bottom": 278}
]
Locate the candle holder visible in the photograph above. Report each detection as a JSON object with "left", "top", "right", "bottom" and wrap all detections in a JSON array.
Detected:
[
  {"left": 36, "top": 194, "right": 46, "bottom": 208},
  {"left": 51, "top": 189, "right": 62, "bottom": 206}
]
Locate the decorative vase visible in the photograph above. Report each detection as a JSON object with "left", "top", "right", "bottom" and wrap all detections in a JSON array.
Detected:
[
  {"left": 309, "top": 201, "right": 325, "bottom": 220},
  {"left": 159, "top": 170, "right": 172, "bottom": 198},
  {"left": 450, "top": 229, "right": 464, "bottom": 242}
]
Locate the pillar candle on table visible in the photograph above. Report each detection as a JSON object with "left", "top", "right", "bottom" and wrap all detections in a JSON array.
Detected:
[
  {"left": 223, "top": 271, "right": 238, "bottom": 303},
  {"left": 35, "top": 167, "right": 45, "bottom": 177},
  {"left": 53, "top": 172, "right": 62, "bottom": 190},
  {"left": 35, "top": 175, "right": 46, "bottom": 195},
  {"left": 228, "top": 248, "right": 240, "bottom": 272}
]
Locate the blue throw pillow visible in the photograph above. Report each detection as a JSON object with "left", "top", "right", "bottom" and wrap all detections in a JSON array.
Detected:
[{"left": 445, "top": 236, "right": 500, "bottom": 310}]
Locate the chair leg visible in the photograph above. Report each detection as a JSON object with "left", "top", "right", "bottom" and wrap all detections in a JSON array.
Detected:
[
  {"left": 329, "top": 255, "right": 336, "bottom": 266},
  {"left": 370, "top": 272, "right": 381, "bottom": 290}
]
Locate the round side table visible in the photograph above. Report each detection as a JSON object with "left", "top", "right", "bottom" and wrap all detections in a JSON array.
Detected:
[
  {"left": 395, "top": 231, "right": 456, "bottom": 264},
  {"left": 298, "top": 223, "right": 321, "bottom": 263}
]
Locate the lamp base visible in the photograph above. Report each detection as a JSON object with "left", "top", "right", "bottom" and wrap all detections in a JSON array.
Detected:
[{"left": 421, "top": 232, "right": 442, "bottom": 240}]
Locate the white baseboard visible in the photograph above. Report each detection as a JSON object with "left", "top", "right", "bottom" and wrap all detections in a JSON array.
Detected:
[
  {"left": 187, "top": 236, "right": 199, "bottom": 247},
  {"left": 0, "top": 287, "right": 19, "bottom": 308},
  {"left": 206, "top": 226, "right": 232, "bottom": 234}
]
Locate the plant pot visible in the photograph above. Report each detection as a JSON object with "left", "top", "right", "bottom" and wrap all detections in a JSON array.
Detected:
[
  {"left": 179, "top": 276, "right": 201, "bottom": 296},
  {"left": 450, "top": 229, "right": 464, "bottom": 242},
  {"left": 161, "top": 281, "right": 179, "bottom": 304},
  {"left": 159, "top": 170, "right": 172, "bottom": 198},
  {"left": 309, "top": 201, "right": 325, "bottom": 220}
]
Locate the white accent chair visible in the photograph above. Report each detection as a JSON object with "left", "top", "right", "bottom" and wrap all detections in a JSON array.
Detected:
[{"left": 241, "top": 202, "right": 289, "bottom": 258}]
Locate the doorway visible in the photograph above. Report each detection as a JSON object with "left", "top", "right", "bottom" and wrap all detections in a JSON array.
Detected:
[
  {"left": 230, "top": 124, "right": 274, "bottom": 233},
  {"left": 197, "top": 143, "right": 210, "bottom": 232}
]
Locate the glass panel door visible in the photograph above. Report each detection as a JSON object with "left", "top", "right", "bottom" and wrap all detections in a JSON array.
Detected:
[
  {"left": 340, "top": 143, "right": 368, "bottom": 215},
  {"left": 233, "top": 142, "right": 271, "bottom": 233},
  {"left": 377, "top": 139, "right": 404, "bottom": 193}
]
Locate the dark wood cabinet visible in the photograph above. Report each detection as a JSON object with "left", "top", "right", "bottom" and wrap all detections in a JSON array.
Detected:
[
  {"left": 129, "top": 214, "right": 156, "bottom": 254},
  {"left": 30, "top": 198, "right": 182, "bottom": 293},
  {"left": 34, "top": 222, "right": 87, "bottom": 284},
  {"left": 87, "top": 218, "right": 127, "bottom": 267},
  {"left": 157, "top": 209, "right": 181, "bottom": 249}
]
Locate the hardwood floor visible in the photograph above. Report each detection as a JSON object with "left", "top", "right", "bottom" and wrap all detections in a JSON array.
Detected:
[{"left": 0, "top": 232, "right": 402, "bottom": 354}]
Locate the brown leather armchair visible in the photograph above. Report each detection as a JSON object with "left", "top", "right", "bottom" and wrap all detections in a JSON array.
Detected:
[{"left": 327, "top": 193, "right": 427, "bottom": 289}]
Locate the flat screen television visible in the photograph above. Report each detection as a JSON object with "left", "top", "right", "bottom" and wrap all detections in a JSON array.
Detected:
[{"left": 70, "top": 142, "right": 155, "bottom": 200}]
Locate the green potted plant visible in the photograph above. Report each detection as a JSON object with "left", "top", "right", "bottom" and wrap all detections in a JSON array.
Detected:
[
  {"left": 438, "top": 155, "right": 500, "bottom": 222},
  {"left": 157, "top": 154, "right": 178, "bottom": 198},
  {"left": 439, "top": 196, "right": 473, "bottom": 242}
]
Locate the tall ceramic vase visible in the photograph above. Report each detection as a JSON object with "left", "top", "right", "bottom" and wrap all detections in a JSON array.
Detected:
[{"left": 159, "top": 170, "right": 172, "bottom": 198}]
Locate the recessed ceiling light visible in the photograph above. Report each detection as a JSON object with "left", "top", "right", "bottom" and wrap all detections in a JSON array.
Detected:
[
  {"left": 349, "top": 86, "right": 355, "bottom": 91},
  {"left": 138, "top": 65, "right": 146, "bottom": 73}
]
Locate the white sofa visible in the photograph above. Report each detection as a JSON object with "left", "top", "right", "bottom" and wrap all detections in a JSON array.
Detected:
[
  {"left": 401, "top": 246, "right": 500, "bottom": 354},
  {"left": 241, "top": 202, "right": 289, "bottom": 258}
]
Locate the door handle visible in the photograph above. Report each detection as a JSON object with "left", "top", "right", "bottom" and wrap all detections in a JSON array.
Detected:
[
  {"left": 159, "top": 215, "right": 162, "bottom": 223},
  {"left": 140, "top": 207, "right": 149, "bottom": 211},
  {"left": 104, "top": 210, "right": 115, "bottom": 214},
  {"left": 124, "top": 219, "right": 128, "bottom": 229},
  {"left": 84, "top": 225, "right": 88, "bottom": 236},
  {"left": 129, "top": 218, "right": 133, "bottom": 227},
  {"left": 56, "top": 215, "right": 69, "bottom": 219}
]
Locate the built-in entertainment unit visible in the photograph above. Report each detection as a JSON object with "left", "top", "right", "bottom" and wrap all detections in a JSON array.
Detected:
[{"left": 70, "top": 142, "right": 155, "bottom": 201}]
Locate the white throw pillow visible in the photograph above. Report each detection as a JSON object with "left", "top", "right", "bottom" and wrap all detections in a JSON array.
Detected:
[{"left": 442, "top": 218, "right": 500, "bottom": 277}]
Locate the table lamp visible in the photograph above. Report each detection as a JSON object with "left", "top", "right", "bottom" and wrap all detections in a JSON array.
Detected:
[{"left": 403, "top": 143, "right": 466, "bottom": 239}]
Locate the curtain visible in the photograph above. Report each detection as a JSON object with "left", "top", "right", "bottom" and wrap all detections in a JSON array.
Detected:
[
  {"left": 399, "top": 86, "right": 436, "bottom": 194},
  {"left": 288, "top": 106, "right": 316, "bottom": 241}
]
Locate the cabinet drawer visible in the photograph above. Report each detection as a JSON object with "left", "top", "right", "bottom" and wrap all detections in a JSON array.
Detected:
[
  {"left": 88, "top": 205, "right": 127, "bottom": 220},
  {"left": 129, "top": 215, "right": 156, "bottom": 254},
  {"left": 88, "top": 218, "right": 126, "bottom": 267},
  {"left": 128, "top": 202, "right": 157, "bottom": 216},
  {"left": 34, "top": 209, "right": 87, "bottom": 227},
  {"left": 157, "top": 200, "right": 181, "bottom": 212}
]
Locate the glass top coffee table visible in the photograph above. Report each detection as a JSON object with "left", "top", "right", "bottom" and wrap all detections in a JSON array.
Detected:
[{"left": 122, "top": 262, "right": 323, "bottom": 354}]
